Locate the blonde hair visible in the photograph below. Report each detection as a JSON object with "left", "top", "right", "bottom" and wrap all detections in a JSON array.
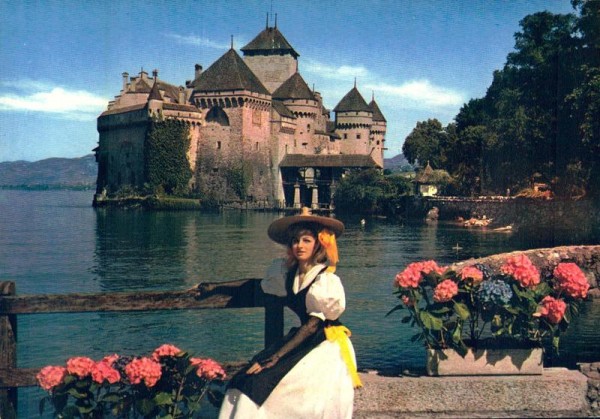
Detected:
[{"left": 284, "top": 223, "right": 328, "bottom": 269}]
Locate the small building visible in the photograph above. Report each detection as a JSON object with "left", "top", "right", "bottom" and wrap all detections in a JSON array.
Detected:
[{"left": 414, "top": 162, "right": 439, "bottom": 197}]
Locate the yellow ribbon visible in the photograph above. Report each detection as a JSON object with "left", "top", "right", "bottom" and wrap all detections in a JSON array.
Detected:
[
  {"left": 318, "top": 229, "right": 339, "bottom": 273},
  {"left": 324, "top": 325, "right": 362, "bottom": 388}
]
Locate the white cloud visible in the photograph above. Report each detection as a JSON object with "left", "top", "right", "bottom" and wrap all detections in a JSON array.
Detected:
[
  {"left": 164, "top": 33, "right": 231, "bottom": 50},
  {"left": 0, "top": 81, "right": 108, "bottom": 120},
  {"left": 366, "top": 80, "right": 465, "bottom": 108},
  {"left": 302, "top": 59, "right": 369, "bottom": 81}
]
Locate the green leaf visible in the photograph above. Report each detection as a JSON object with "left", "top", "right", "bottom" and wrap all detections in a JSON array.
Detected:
[
  {"left": 101, "top": 393, "right": 122, "bottom": 403},
  {"left": 153, "top": 391, "right": 173, "bottom": 406},
  {"left": 385, "top": 304, "right": 405, "bottom": 317},
  {"left": 453, "top": 302, "right": 471, "bottom": 320},
  {"left": 67, "top": 388, "right": 87, "bottom": 399},
  {"left": 420, "top": 311, "right": 443, "bottom": 331}
]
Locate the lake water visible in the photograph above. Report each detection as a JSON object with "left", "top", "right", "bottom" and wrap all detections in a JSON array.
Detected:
[{"left": 1, "top": 190, "right": 598, "bottom": 416}]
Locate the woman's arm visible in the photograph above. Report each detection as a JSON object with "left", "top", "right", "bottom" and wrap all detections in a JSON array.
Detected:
[{"left": 246, "top": 315, "right": 321, "bottom": 374}]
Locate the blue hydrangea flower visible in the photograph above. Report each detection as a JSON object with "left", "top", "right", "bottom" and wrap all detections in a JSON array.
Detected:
[{"left": 478, "top": 279, "right": 513, "bottom": 305}]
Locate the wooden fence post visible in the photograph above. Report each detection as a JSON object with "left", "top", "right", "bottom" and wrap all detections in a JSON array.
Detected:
[{"left": 0, "top": 281, "right": 17, "bottom": 419}]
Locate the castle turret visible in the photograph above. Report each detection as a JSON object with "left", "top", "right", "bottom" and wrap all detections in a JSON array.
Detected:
[
  {"left": 241, "top": 19, "right": 299, "bottom": 93},
  {"left": 369, "top": 94, "right": 386, "bottom": 167},
  {"left": 334, "top": 84, "right": 373, "bottom": 157}
]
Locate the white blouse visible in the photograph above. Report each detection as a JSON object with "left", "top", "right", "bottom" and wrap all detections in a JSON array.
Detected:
[{"left": 260, "top": 258, "right": 346, "bottom": 321}]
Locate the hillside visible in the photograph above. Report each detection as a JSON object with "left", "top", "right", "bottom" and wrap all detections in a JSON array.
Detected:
[
  {"left": 0, "top": 153, "right": 407, "bottom": 189},
  {"left": 384, "top": 153, "right": 412, "bottom": 172},
  {"left": 0, "top": 155, "right": 97, "bottom": 189}
]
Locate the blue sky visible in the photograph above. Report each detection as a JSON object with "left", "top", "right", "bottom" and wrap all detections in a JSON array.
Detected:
[{"left": 0, "top": 0, "right": 575, "bottom": 162}]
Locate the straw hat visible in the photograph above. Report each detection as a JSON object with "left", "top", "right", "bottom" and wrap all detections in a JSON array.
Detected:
[{"left": 267, "top": 207, "right": 344, "bottom": 245}]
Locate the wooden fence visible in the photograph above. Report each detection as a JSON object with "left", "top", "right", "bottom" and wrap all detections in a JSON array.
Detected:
[{"left": 0, "top": 279, "right": 282, "bottom": 418}]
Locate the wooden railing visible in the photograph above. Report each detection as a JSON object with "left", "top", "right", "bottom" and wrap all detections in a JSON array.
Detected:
[{"left": 0, "top": 279, "right": 283, "bottom": 418}]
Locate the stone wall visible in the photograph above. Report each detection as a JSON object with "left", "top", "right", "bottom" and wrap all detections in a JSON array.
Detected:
[{"left": 405, "top": 196, "right": 600, "bottom": 240}]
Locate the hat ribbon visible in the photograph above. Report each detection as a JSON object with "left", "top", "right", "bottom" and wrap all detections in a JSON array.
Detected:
[{"left": 318, "top": 229, "right": 338, "bottom": 273}]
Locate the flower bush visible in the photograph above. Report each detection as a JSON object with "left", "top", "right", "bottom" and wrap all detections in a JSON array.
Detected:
[
  {"left": 37, "top": 344, "right": 226, "bottom": 418},
  {"left": 389, "top": 256, "right": 590, "bottom": 356}
]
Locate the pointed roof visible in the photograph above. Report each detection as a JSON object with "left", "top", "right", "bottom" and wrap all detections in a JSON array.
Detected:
[
  {"left": 241, "top": 26, "right": 299, "bottom": 59},
  {"left": 333, "top": 86, "right": 371, "bottom": 113},
  {"left": 272, "top": 73, "right": 315, "bottom": 101},
  {"left": 147, "top": 80, "right": 163, "bottom": 102},
  {"left": 369, "top": 99, "right": 386, "bottom": 122},
  {"left": 415, "top": 162, "right": 435, "bottom": 183},
  {"left": 272, "top": 100, "right": 295, "bottom": 118},
  {"left": 192, "top": 48, "right": 270, "bottom": 95}
]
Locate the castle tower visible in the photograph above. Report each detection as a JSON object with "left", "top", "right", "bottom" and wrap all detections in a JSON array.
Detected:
[
  {"left": 333, "top": 84, "right": 373, "bottom": 157},
  {"left": 241, "top": 19, "right": 299, "bottom": 94},
  {"left": 190, "top": 47, "right": 272, "bottom": 200},
  {"left": 369, "top": 94, "right": 386, "bottom": 168},
  {"left": 272, "top": 72, "right": 321, "bottom": 151}
]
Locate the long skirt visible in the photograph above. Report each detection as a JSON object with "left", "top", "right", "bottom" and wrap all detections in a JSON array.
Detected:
[{"left": 218, "top": 339, "right": 355, "bottom": 418}]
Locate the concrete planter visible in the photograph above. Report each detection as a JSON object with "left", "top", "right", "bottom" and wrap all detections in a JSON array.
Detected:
[{"left": 426, "top": 346, "right": 543, "bottom": 376}]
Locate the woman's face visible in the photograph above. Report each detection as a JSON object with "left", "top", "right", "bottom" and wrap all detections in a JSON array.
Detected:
[{"left": 291, "top": 233, "right": 317, "bottom": 264}]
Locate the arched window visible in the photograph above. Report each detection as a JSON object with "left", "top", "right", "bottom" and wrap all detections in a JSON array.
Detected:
[{"left": 205, "top": 106, "right": 230, "bottom": 126}]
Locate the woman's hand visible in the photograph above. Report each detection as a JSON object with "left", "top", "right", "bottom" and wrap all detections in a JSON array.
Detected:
[{"left": 246, "top": 355, "right": 279, "bottom": 374}]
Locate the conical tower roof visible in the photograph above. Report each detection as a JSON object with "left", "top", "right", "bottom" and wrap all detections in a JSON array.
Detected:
[
  {"left": 333, "top": 86, "right": 371, "bottom": 113},
  {"left": 272, "top": 72, "right": 315, "bottom": 100},
  {"left": 241, "top": 26, "right": 299, "bottom": 58},
  {"left": 147, "top": 79, "right": 163, "bottom": 102},
  {"left": 369, "top": 98, "right": 386, "bottom": 122},
  {"left": 192, "top": 48, "right": 269, "bottom": 95}
]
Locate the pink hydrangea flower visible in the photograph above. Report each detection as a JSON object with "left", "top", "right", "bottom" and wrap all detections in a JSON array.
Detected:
[
  {"left": 459, "top": 266, "right": 484, "bottom": 285},
  {"left": 125, "top": 357, "right": 162, "bottom": 387},
  {"left": 395, "top": 260, "right": 446, "bottom": 288},
  {"left": 101, "top": 354, "right": 119, "bottom": 366},
  {"left": 91, "top": 360, "right": 121, "bottom": 384},
  {"left": 553, "top": 263, "right": 590, "bottom": 299},
  {"left": 420, "top": 260, "right": 447, "bottom": 276},
  {"left": 433, "top": 279, "right": 459, "bottom": 303},
  {"left": 36, "top": 365, "right": 67, "bottom": 391},
  {"left": 152, "top": 344, "right": 182, "bottom": 361},
  {"left": 66, "top": 356, "right": 96, "bottom": 378},
  {"left": 500, "top": 254, "right": 540, "bottom": 288},
  {"left": 535, "top": 296, "right": 567, "bottom": 324},
  {"left": 190, "top": 357, "right": 226, "bottom": 380},
  {"left": 401, "top": 295, "right": 414, "bottom": 307}
]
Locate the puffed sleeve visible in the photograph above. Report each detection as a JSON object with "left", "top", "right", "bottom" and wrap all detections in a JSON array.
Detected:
[
  {"left": 260, "top": 258, "right": 287, "bottom": 297},
  {"left": 306, "top": 272, "right": 346, "bottom": 321}
]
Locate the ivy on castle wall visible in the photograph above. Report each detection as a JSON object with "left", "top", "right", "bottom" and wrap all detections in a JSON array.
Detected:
[{"left": 144, "top": 119, "right": 192, "bottom": 196}]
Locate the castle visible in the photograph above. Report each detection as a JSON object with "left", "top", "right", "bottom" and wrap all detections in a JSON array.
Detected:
[{"left": 95, "top": 19, "right": 387, "bottom": 209}]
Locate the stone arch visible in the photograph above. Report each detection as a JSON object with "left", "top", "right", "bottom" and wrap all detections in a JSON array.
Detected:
[{"left": 205, "top": 106, "right": 230, "bottom": 126}]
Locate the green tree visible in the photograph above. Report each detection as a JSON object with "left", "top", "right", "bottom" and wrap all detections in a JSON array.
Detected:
[
  {"left": 144, "top": 119, "right": 193, "bottom": 196},
  {"left": 402, "top": 119, "right": 448, "bottom": 168},
  {"left": 333, "top": 169, "right": 411, "bottom": 216}
]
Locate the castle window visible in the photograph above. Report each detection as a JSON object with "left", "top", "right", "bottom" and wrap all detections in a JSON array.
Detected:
[
  {"left": 356, "top": 134, "right": 361, "bottom": 140},
  {"left": 343, "top": 133, "right": 348, "bottom": 139},
  {"left": 252, "top": 109, "right": 261, "bottom": 126},
  {"left": 216, "top": 141, "right": 221, "bottom": 150},
  {"left": 206, "top": 106, "right": 230, "bottom": 126},
  {"left": 307, "top": 124, "right": 311, "bottom": 133},
  {"left": 255, "top": 142, "right": 259, "bottom": 150}
]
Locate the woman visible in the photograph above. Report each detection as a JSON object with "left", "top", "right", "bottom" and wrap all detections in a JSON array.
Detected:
[{"left": 218, "top": 207, "right": 361, "bottom": 418}]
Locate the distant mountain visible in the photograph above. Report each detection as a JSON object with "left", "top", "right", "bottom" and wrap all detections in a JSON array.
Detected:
[
  {"left": 0, "top": 155, "right": 97, "bottom": 189},
  {"left": 384, "top": 153, "right": 413, "bottom": 172}
]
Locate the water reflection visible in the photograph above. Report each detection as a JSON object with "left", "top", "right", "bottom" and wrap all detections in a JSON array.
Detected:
[{"left": 2, "top": 191, "right": 598, "bottom": 415}]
